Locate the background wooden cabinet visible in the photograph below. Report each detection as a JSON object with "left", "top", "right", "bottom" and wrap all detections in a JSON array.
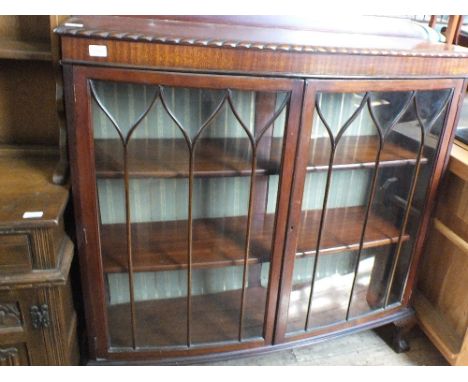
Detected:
[
  {"left": 0, "top": 16, "right": 77, "bottom": 365},
  {"left": 0, "top": 281, "right": 78, "bottom": 365},
  {"left": 0, "top": 15, "right": 68, "bottom": 184},
  {"left": 416, "top": 140, "right": 468, "bottom": 365},
  {"left": 0, "top": 289, "right": 47, "bottom": 366},
  {"left": 0, "top": 155, "right": 79, "bottom": 365}
]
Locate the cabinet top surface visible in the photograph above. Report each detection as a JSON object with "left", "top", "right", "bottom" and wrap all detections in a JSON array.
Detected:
[
  {"left": 0, "top": 148, "right": 69, "bottom": 229},
  {"left": 55, "top": 15, "right": 468, "bottom": 58}
]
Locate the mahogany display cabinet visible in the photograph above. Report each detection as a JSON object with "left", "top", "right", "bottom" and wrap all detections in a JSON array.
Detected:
[{"left": 56, "top": 16, "right": 468, "bottom": 364}]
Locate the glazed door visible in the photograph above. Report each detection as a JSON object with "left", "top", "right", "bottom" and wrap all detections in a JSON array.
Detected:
[
  {"left": 276, "top": 79, "right": 464, "bottom": 342},
  {"left": 68, "top": 66, "right": 303, "bottom": 357}
]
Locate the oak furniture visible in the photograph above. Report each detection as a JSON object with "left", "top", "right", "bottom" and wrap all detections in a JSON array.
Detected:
[
  {"left": 0, "top": 149, "right": 79, "bottom": 365},
  {"left": 56, "top": 15, "right": 468, "bottom": 364},
  {"left": 0, "top": 16, "right": 78, "bottom": 366},
  {"left": 0, "top": 15, "right": 68, "bottom": 184},
  {"left": 415, "top": 138, "right": 468, "bottom": 366}
]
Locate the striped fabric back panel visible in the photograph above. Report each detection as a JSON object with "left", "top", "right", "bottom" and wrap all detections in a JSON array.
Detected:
[{"left": 92, "top": 83, "right": 375, "bottom": 304}]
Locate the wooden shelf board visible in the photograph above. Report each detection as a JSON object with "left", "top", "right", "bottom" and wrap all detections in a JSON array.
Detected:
[
  {"left": 296, "top": 206, "right": 409, "bottom": 257},
  {"left": 306, "top": 135, "right": 427, "bottom": 171},
  {"left": 101, "top": 215, "right": 272, "bottom": 273},
  {"left": 101, "top": 206, "right": 406, "bottom": 273},
  {"left": 95, "top": 138, "right": 275, "bottom": 179},
  {"left": 94, "top": 136, "right": 424, "bottom": 179},
  {"left": 107, "top": 286, "right": 267, "bottom": 348},
  {"left": 0, "top": 149, "right": 68, "bottom": 228},
  {"left": 0, "top": 144, "right": 58, "bottom": 158},
  {"left": 0, "top": 39, "right": 51, "bottom": 61}
]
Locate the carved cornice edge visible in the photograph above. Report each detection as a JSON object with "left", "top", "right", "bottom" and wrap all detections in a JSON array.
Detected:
[{"left": 55, "top": 26, "right": 468, "bottom": 58}]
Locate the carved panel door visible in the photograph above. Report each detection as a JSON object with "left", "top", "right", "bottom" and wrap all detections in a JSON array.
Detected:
[
  {"left": 276, "top": 78, "right": 463, "bottom": 342},
  {"left": 0, "top": 289, "right": 48, "bottom": 365},
  {"left": 68, "top": 66, "right": 303, "bottom": 357}
]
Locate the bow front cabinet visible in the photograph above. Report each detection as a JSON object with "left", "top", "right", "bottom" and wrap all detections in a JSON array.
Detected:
[{"left": 56, "top": 16, "right": 468, "bottom": 364}]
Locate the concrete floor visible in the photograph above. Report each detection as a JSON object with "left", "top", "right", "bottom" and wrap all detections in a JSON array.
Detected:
[{"left": 204, "top": 326, "right": 448, "bottom": 366}]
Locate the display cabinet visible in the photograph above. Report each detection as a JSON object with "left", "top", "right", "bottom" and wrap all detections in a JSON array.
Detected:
[{"left": 56, "top": 16, "right": 468, "bottom": 364}]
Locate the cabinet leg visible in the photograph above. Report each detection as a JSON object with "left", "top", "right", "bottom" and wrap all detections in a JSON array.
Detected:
[{"left": 392, "top": 315, "right": 416, "bottom": 353}]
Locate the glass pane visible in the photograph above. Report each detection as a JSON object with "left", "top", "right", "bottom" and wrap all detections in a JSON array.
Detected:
[
  {"left": 347, "top": 247, "right": 393, "bottom": 317},
  {"left": 286, "top": 255, "right": 316, "bottom": 333},
  {"left": 385, "top": 89, "right": 452, "bottom": 305},
  {"left": 91, "top": 79, "right": 289, "bottom": 348},
  {"left": 286, "top": 88, "right": 453, "bottom": 334},
  {"left": 369, "top": 91, "right": 413, "bottom": 132},
  {"left": 190, "top": 98, "right": 252, "bottom": 344}
]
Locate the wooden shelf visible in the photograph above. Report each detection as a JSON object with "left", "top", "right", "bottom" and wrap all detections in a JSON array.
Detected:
[
  {"left": 94, "top": 138, "right": 278, "bottom": 179},
  {"left": 0, "top": 39, "right": 51, "bottom": 61},
  {"left": 296, "top": 206, "right": 409, "bottom": 257},
  {"left": 306, "top": 135, "right": 427, "bottom": 171},
  {"left": 101, "top": 206, "right": 407, "bottom": 273},
  {"left": 107, "top": 267, "right": 397, "bottom": 346},
  {"left": 94, "top": 135, "right": 424, "bottom": 179},
  {"left": 0, "top": 147, "right": 67, "bottom": 229},
  {"left": 101, "top": 215, "right": 272, "bottom": 273},
  {"left": 107, "top": 286, "right": 267, "bottom": 348}
]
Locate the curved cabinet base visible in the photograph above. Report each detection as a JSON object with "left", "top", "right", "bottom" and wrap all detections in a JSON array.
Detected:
[{"left": 87, "top": 308, "right": 414, "bottom": 365}]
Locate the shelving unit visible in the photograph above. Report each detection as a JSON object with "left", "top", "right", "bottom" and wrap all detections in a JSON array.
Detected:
[
  {"left": 57, "top": 15, "right": 467, "bottom": 364},
  {"left": 85, "top": 74, "right": 450, "bottom": 360},
  {"left": 0, "top": 16, "right": 77, "bottom": 366},
  {"left": 0, "top": 15, "right": 68, "bottom": 183}
]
